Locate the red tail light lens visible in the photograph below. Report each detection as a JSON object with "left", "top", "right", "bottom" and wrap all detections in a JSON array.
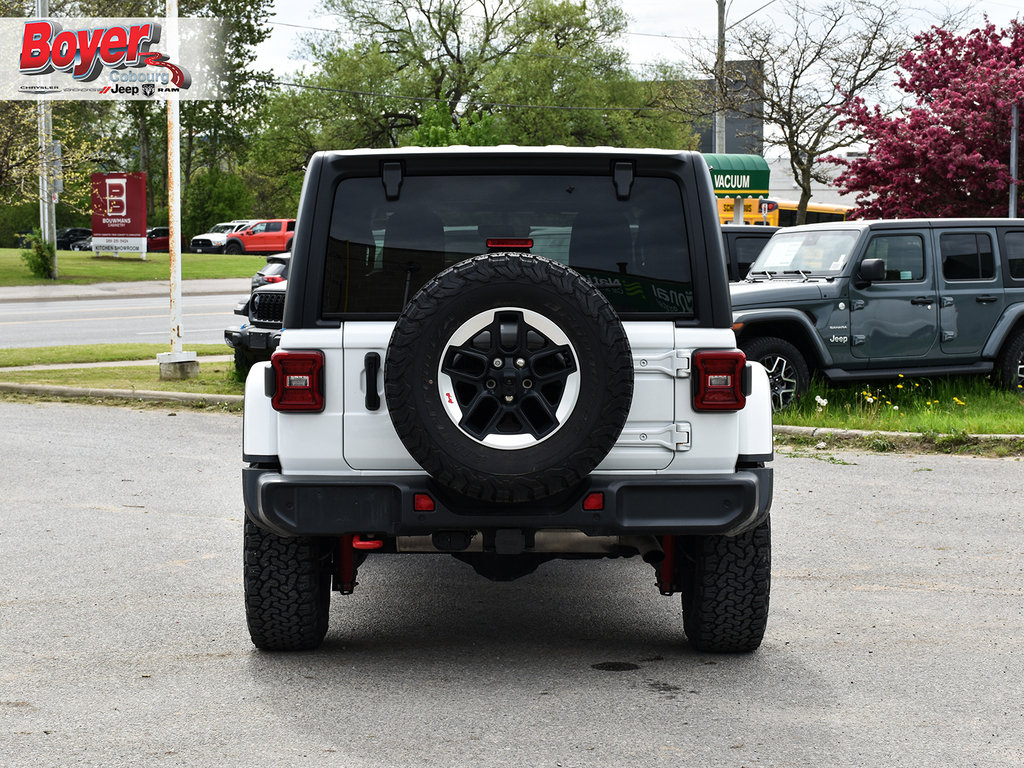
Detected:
[
  {"left": 263, "top": 275, "right": 285, "bottom": 283},
  {"left": 692, "top": 350, "right": 746, "bottom": 412},
  {"left": 487, "top": 237, "right": 533, "bottom": 251},
  {"left": 271, "top": 351, "right": 324, "bottom": 412}
]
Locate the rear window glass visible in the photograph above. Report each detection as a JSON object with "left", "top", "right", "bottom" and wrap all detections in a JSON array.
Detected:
[
  {"left": 941, "top": 232, "right": 995, "bottom": 280},
  {"left": 1004, "top": 231, "right": 1024, "bottom": 279},
  {"left": 323, "top": 174, "right": 692, "bottom": 316}
]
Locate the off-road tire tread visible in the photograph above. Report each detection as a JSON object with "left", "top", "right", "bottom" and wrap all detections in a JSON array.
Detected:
[
  {"left": 243, "top": 518, "right": 331, "bottom": 651},
  {"left": 386, "top": 253, "right": 633, "bottom": 503},
  {"left": 679, "top": 516, "right": 771, "bottom": 653},
  {"left": 995, "top": 329, "right": 1024, "bottom": 391}
]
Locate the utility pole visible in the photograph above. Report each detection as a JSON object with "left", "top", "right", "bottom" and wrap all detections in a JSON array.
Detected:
[
  {"left": 1011, "top": 103, "right": 1019, "bottom": 218},
  {"left": 156, "top": 0, "right": 199, "bottom": 379},
  {"left": 715, "top": 0, "right": 727, "bottom": 153},
  {"left": 36, "top": 0, "right": 57, "bottom": 275}
]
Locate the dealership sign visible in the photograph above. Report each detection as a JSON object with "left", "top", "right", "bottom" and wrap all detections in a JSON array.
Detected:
[
  {"left": 91, "top": 173, "right": 147, "bottom": 254},
  {"left": 0, "top": 17, "right": 223, "bottom": 100}
]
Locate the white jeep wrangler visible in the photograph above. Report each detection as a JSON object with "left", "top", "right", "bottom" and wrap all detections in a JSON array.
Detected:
[{"left": 241, "top": 147, "right": 774, "bottom": 653}]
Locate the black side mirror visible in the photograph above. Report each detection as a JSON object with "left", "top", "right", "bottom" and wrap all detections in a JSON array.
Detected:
[{"left": 857, "top": 258, "right": 885, "bottom": 285}]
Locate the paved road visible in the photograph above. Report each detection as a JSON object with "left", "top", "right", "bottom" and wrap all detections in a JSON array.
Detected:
[
  {"left": 0, "top": 293, "right": 245, "bottom": 349},
  {"left": 0, "top": 279, "right": 250, "bottom": 350},
  {"left": 2, "top": 401, "right": 1022, "bottom": 767}
]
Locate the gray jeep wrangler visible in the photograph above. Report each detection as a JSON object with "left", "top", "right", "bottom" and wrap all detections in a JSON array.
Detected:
[{"left": 731, "top": 219, "right": 1024, "bottom": 410}]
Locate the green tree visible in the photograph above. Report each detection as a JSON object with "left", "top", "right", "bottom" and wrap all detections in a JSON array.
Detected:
[
  {"left": 182, "top": 167, "right": 255, "bottom": 235},
  {"left": 298, "top": 0, "right": 699, "bottom": 148}
]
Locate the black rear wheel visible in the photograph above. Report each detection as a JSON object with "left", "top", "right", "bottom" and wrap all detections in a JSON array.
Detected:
[
  {"left": 741, "top": 336, "right": 809, "bottom": 411},
  {"left": 677, "top": 516, "right": 771, "bottom": 653},
  {"left": 995, "top": 330, "right": 1024, "bottom": 392},
  {"left": 243, "top": 518, "right": 332, "bottom": 651}
]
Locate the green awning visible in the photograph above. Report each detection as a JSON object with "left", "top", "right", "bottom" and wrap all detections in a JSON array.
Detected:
[{"left": 703, "top": 154, "right": 770, "bottom": 198}]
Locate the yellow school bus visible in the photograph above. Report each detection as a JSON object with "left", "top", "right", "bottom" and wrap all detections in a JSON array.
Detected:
[{"left": 718, "top": 197, "right": 851, "bottom": 227}]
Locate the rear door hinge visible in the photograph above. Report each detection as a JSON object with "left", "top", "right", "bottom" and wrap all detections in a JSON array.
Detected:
[
  {"left": 618, "top": 423, "right": 692, "bottom": 452},
  {"left": 633, "top": 350, "right": 690, "bottom": 377}
]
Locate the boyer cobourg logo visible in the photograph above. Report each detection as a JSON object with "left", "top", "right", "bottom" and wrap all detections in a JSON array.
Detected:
[{"left": 19, "top": 20, "right": 192, "bottom": 96}]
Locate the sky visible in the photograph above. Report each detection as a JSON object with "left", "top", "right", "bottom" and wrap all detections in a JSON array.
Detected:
[{"left": 254, "top": 0, "right": 1023, "bottom": 80}]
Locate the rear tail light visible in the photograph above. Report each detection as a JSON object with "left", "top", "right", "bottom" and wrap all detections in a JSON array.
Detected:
[
  {"left": 692, "top": 350, "right": 746, "bottom": 412},
  {"left": 263, "top": 274, "right": 285, "bottom": 283},
  {"left": 271, "top": 351, "right": 325, "bottom": 412}
]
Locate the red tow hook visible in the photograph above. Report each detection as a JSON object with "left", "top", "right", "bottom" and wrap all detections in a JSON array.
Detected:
[
  {"left": 657, "top": 535, "right": 677, "bottom": 596},
  {"left": 352, "top": 535, "right": 384, "bottom": 550}
]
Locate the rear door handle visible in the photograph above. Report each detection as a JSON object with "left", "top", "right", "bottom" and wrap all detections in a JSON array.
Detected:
[
  {"left": 910, "top": 296, "right": 934, "bottom": 306},
  {"left": 976, "top": 295, "right": 998, "bottom": 304},
  {"left": 364, "top": 352, "right": 381, "bottom": 411}
]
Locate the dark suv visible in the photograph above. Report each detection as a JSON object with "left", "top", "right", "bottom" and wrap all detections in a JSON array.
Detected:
[
  {"left": 239, "top": 147, "right": 775, "bottom": 653},
  {"left": 731, "top": 219, "right": 1024, "bottom": 409}
]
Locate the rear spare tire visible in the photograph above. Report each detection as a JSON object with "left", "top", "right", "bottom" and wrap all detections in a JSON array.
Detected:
[{"left": 385, "top": 253, "right": 633, "bottom": 503}]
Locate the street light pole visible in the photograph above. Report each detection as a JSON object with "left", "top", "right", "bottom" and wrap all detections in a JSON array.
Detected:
[{"left": 715, "top": 0, "right": 726, "bottom": 153}]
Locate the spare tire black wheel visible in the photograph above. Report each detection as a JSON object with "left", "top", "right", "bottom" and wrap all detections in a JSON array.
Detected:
[{"left": 385, "top": 253, "right": 634, "bottom": 503}]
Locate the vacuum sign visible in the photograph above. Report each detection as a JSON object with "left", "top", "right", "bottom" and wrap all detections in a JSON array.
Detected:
[{"left": 91, "top": 173, "right": 147, "bottom": 254}]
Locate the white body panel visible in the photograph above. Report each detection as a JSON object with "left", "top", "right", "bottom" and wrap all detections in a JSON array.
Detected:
[{"left": 243, "top": 323, "right": 772, "bottom": 477}]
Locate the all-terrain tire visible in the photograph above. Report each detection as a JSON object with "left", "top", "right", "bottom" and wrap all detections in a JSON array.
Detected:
[
  {"left": 233, "top": 347, "right": 266, "bottom": 377},
  {"left": 740, "top": 336, "right": 809, "bottom": 411},
  {"left": 224, "top": 240, "right": 243, "bottom": 255},
  {"left": 243, "top": 517, "right": 332, "bottom": 651},
  {"left": 678, "top": 516, "right": 771, "bottom": 653},
  {"left": 385, "top": 253, "right": 633, "bottom": 503},
  {"left": 994, "top": 329, "right": 1024, "bottom": 392}
]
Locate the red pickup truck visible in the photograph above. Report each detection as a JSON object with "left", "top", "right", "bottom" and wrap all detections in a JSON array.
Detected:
[{"left": 223, "top": 219, "right": 295, "bottom": 255}]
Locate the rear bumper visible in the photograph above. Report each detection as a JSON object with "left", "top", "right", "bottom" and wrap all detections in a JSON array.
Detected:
[{"left": 243, "top": 467, "right": 773, "bottom": 539}]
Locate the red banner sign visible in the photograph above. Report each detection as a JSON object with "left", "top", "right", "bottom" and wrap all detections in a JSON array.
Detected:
[{"left": 91, "top": 172, "right": 147, "bottom": 253}]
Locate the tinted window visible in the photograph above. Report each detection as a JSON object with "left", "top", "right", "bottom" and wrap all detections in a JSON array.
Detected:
[
  {"left": 324, "top": 175, "right": 692, "bottom": 316},
  {"left": 1005, "top": 231, "right": 1024, "bottom": 279},
  {"left": 864, "top": 234, "right": 925, "bottom": 281},
  {"left": 941, "top": 232, "right": 994, "bottom": 280},
  {"left": 264, "top": 222, "right": 282, "bottom": 233},
  {"left": 733, "top": 236, "right": 771, "bottom": 276}
]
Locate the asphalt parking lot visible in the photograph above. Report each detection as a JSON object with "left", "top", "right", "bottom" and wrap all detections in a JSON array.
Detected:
[{"left": 2, "top": 400, "right": 1022, "bottom": 767}]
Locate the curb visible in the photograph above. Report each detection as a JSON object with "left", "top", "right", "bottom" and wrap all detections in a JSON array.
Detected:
[
  {"left": 0, "top": 382, "right": 243, "bottom": 407},
  {"left": 773, "top": 424, "right": 1024, "bottom": 442}
]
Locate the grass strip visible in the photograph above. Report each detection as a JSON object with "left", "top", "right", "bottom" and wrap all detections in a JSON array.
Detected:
[
  {"left": 0, "top": 361, "right": 244, "bottom": 396},
  {"left": 0, "top": 247, "right": 264, "bottom": 286},
  {"left": 0, "top": 343, "right": 228, "bottom": 367},
  {"left": 783, "top": 375, "right": 1024, "bottom": 436}
]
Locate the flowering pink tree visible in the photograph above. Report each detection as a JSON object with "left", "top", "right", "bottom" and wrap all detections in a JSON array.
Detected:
[{"left": 831, "top": 20, "right": 1024, "bottom": 218}]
